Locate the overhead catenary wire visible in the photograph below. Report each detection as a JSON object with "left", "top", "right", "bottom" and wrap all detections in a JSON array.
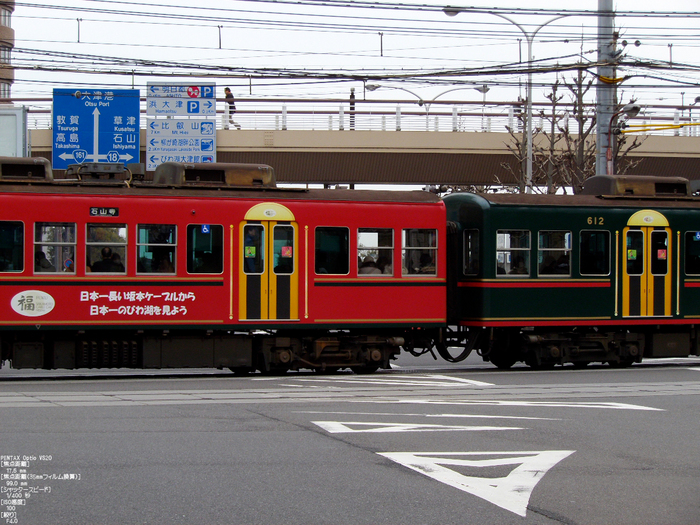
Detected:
[{"left": 6, "top": 1, "right": 700, "bottom": 105}]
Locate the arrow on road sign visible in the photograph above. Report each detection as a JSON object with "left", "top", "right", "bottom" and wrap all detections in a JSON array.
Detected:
[
  {"left": 379, "top": 451, "right": 575, "bottom": 517},
  {"left": 60, "top": 151, "right": 132, "bottom": 163},
  {"left": 92, "top": 108, "right": 100, "bottom": 161}
]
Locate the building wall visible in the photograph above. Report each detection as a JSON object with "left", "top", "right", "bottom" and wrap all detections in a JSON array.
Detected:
[{"left": 0, "top": 0, "right": 14, "bottom": 97}]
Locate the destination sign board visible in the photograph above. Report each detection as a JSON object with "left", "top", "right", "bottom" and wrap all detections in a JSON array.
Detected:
[
  {"left": 146, "top": 83, "right": 216, "bottom": 116},
  {"left": 146, "top": 119, "right": 216, "bottom": 170},
  {"left": 52, "top": 88, "right": 140, "bottom": 170}
]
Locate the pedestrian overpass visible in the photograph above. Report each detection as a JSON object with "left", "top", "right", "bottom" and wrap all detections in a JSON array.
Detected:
[{"left": 27, "top": 127, "right": 700, "bottom": 187}]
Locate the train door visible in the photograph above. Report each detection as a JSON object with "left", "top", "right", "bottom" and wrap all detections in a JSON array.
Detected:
[
  {"left": 239, "top": 203, "right": 299, "bottom": 321},
  {"left": 621, "top": 210, "right": 672, "bottom": 317}
]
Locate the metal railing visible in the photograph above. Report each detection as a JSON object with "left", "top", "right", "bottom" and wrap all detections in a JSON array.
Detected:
[{"left": 3, "top": 97, "right": 700, "bottom": 137}]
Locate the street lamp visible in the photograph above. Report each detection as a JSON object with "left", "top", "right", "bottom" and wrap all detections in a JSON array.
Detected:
[
  {"left": 444, "top": 7, "right": 569, "bottom": 193},
  {"left": 606, "top": 102, "right": 641, "bottom": 175},
  {"left": 366, "top": 84, "right": 487, "bottom": 131},
  {"left": 474, "top": 84, "right": 490, "bottom": 130},
  {"left": 690, "top": 96, "right": 700, "bottom": 135}
]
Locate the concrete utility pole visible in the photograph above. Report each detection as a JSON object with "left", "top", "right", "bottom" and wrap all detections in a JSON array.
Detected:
[{"left": 596, "top": 0, "right": 616, "bottom": 175}]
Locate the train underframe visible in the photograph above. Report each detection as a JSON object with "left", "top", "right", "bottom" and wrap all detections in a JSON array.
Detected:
[
  {"left": 0, "top": 327, "right": 420, "bottom": 374},
  {"left": 479, "top": 325, "right": 700, "bottom": 369},
  {"left": 4, "top": 324, "right": 698, "bottom": 372}
]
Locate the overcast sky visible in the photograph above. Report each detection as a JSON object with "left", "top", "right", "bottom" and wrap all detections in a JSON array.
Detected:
[{"left": 9, "top": 1, "right": 700, "bottom": 116}]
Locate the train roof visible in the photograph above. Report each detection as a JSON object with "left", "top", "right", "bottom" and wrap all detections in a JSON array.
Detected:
[
  {"left": 0, "top": 179, "right": 442, "bottom": 205},
  {"left": 448, "top": 192, "right": 700, "bottom": 209},
  {"left": 446, "top": 174, "right": 700, "bottom": 209},
  {"left": 0, "top": 158, "right": 441, "bottom": 205}
]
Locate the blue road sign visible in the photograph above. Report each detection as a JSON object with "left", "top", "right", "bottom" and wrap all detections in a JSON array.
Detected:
[
  {"left": 146, "top": 119, "right": 217, "bottom": 170},
  {"left": 52, "top": 88, "right": 140, "bottom": 170},
  {"left": 147, "top": 84, "right": 215, "bottom": 99},
  {"left": 146, "top": 83, "right": 216, "bottom": 116}
]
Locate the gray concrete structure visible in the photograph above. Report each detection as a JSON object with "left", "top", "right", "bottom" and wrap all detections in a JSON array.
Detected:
[{"left": 28, "top": 127, "right": 700, "bottom": 187}]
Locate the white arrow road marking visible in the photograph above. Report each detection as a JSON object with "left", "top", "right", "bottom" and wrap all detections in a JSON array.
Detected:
[
  {"left": 300, "top": 410, "right": 559, "bottom": 421},
  {"left": 312, "top": 421, "right": 522, "bottom": 433},
  {"left": 379, "top": 450, "right": 575, "bottom": 517}
]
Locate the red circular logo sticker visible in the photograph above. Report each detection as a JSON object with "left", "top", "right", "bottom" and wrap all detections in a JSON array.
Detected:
[{"left": 187, "top": 86, "right": 200, "bottom": 98}]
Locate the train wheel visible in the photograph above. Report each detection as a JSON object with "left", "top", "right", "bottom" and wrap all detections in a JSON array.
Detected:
[
  {"left": 489, "top": 353, "right": 517, "bottom": 370},
  {"left": 351, "top": 365, "right": 379, "bottom": 374},
  {"left": 608, "top": 358, "right": 634, "bottom": 368},
  {"left": 524, "top": 352, "right": 555, "bottom": 370},
  {"left": 528, "top": 361, "right": 556, "bottom": 370},
  {"left": 434, "top": 342, "right": 473, "bottom": 363},
  {"left": 487, "top": 329, "right": 522, "bottom": 369},
  {"left": 229, "top": 367, "right": 253, "bottom": 376},
  {"left": 315, "top": 366, "right": 341, "bottom": 374}
]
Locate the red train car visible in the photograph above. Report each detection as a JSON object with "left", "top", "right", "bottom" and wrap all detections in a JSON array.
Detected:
[{"left": 0, "top": 161, "right": 446, "bottom": 373}]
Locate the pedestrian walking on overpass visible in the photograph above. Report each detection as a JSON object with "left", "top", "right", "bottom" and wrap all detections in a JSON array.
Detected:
[{"left": 224, "top": 87, "right": 242, "bottom": 130}]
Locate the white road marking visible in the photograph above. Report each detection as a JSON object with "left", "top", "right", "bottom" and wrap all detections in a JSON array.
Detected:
[
  {"left": 426, "top": 374, "right": 494, "bottom": 386},
  {"left": 299, "top": 410, "right": 559, "bottom": 421},
  {"left": 379, "top": 450, "right": 575, "bottom": 517},
  {"left": 401, "top": 399, "right": 663, "bottom": 411},
  {"left": 291, "top": 375, "right": 493, "bottom": 387},
  {"left": 312, "top": 421, "right": 522, "bottom": 433}
]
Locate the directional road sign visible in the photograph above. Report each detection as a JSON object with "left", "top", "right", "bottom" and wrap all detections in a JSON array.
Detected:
[
  {"left": 52, "top": 88, "right": 140, "bottom": 170},
  {"left": 146, "top": 83, "right": 216, "bottom": 116},
  {"left": 147, "top": 119, "right": 217, "bottom": 170}
]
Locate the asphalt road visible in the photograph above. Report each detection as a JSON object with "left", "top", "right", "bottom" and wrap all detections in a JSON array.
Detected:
[{"left": 1, "top": 354, "right": 699, "bottom": 524}]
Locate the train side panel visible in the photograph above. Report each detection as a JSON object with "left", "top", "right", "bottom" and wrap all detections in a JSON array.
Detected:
[
  {"left": 0, "top": 186, "right": 446, "bottom": 371},
  {"left": 445, "top": 191, "right": 700, "bottom": 368}
]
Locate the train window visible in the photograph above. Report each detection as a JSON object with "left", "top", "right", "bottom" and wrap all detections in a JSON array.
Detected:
[
  {"left": 187, "top": 224, "right": 223, "bottom": 274},
  {"left": 538, "top": 231, "right": 571, "bottom": 276},
  {"left": 273, "top": 225, "right": 294, "bottom": 275},
  {"left": 0, "top": 221, "right": 23, "bottom": 272},
  {"left": 402, "top": 229, "right": 437, "bottom": 275},
  {"left": 684, "top": 232, "right": 700, "bottom": 275},
  {"left": 87, "top": 224, "right": 127, "bottom": 273},
  {"left": 580, "top": 230, "right": 610, "bottom": 276},
  {"left": 358, "top": 228, "right": 393, "bottom": 276},
  {"left": 136, "top": 224, "right": 176, "bottom": 274},
  {"left": 463, "top": 229, "right": 479, "bottom": 276},
  {"left": 243, "top": 224, "right": 265, "bottom": 274},
  {"left": 35, "top": 222, "right": 76, "bottom": 274},
  {"left": 496, "top": 230, "right": 530, "bottom": 276},
  {"left": 626, "top": 230, "right": 644, "bottom": 276},
  {"left": 315, "top": 227, "right": 349, "bottom": 275},
  {"left": 650, "top": 231, "right": 668, "bottom": 276}
]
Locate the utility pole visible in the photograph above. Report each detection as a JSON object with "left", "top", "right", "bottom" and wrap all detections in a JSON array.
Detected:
[{"left": 596, "top": 0, "right": 616, "bottom": 175}]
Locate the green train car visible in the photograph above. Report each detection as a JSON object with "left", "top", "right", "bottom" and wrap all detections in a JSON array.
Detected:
[{"left": 444, "top": 175, "right": 700, "bottom": 369}]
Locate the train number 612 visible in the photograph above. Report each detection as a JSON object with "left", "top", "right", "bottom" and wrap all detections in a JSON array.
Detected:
[{"left": 587, "top": 216, "right": 604, "bottom": 225}]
